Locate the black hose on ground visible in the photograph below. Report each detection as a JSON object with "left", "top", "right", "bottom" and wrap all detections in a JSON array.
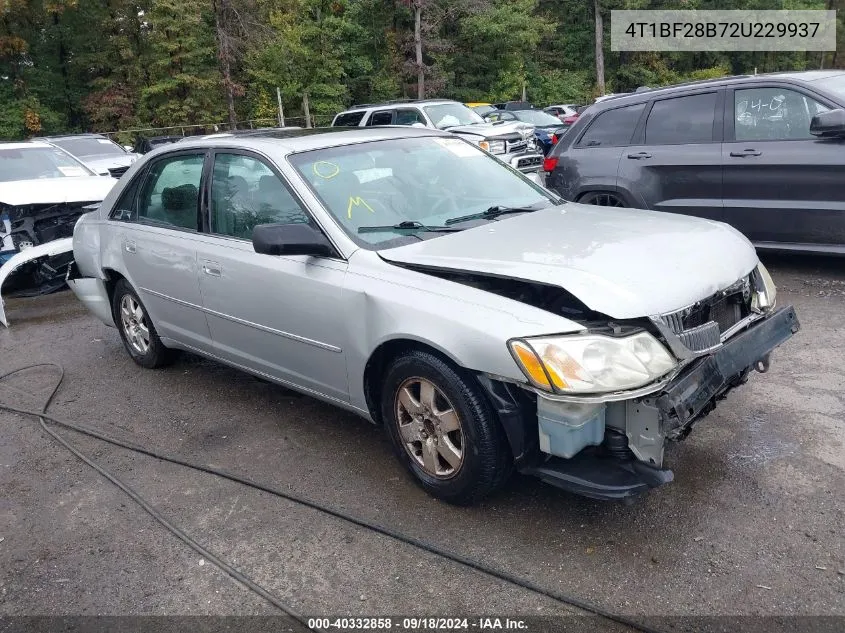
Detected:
[{"left": 0, "top": 362, "right": 665, "bottom": 633}]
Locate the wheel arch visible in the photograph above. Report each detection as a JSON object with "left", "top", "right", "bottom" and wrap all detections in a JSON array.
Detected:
[
  {"left": 362, "top": 337, "right": 537, "bottom": 467},
  {"left": 575, "top": 187, "right": 633, "bottom": 206}
]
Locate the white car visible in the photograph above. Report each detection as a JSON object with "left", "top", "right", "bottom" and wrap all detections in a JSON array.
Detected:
[
  {"left": 35, "top": 134, "right": 140, "bottom": 179},
  {"left": 0, "top": 141, "right": 115, "bottom": 325}
]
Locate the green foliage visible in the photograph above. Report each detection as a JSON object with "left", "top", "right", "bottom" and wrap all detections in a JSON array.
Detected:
[
  {"left": 0, "top": 0, "right": 840, "bottom": 139},
  {"left": 141, "top": 0, "right": 226, "bottom": 126}
]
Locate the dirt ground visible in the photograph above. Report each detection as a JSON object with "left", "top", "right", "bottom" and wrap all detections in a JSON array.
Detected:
[{"left": 0, "top": 252, "right": 842, "bottom": 629}]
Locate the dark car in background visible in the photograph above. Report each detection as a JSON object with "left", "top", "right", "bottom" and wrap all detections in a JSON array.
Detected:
[
  {"left": 545, "top": 104, "right": 582, "bottom": 127},
  {"left": 486, "top": 109, "right": 568, "bottom": 154},
  {"left": 544, "top": 71, "right": 845, "bottom": 254}
]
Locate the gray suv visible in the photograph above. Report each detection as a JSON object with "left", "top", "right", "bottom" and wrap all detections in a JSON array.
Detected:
[
  {"left": 332, "top": 100, "right": 544, "bottom": 179},
  {"left": 544, "top": 71, "right": 845, "bottom": 254}
]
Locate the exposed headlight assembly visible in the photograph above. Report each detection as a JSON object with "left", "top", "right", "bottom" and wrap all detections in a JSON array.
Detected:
[
  {"left": 478, "top": 139, "right": 506, "bottom": 154},
  {"left": 751, "top": 262, "right": 777, "bottom": 312},
  {"left": 509, "top": 331, "right": 677, "bottom": 394}
]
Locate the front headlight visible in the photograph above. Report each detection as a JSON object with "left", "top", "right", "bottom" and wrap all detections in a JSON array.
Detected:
[
  {"left": 752, "top": 262, "right": 777, "bottom": 312},
  {"left": 509, "top": 331, "right": 677, "bottom": 394},
  {"left": 478, "top": 139, "right": 506, "bottom": 154}
]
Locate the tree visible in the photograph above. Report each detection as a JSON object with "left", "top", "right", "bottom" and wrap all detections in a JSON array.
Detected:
[
  {"left": 141, "top": 0, "right": 226, "bottom": 127},
  {"left": 594, "top": 0, "right": 605, "bottom": 95}
]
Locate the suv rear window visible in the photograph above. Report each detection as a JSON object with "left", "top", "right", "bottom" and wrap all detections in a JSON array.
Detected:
[
  {"left": 577, "top": 104, "right": 644, "bottom": 147},
  {"left": 334, "top": 112, "right": 366, "bottom": 127},
  {"left": 645, "top": 92, "right": 718, "bottom": 145}
]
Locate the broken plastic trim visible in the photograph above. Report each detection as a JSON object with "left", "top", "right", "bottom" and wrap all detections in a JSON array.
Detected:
[{"left": 0, "top": 237, "right": 74, "bottom": 326}]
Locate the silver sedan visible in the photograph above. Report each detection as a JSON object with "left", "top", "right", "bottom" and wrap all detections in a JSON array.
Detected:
[{"left": 68, "top": 127, "right": 798, "bottom": 504}]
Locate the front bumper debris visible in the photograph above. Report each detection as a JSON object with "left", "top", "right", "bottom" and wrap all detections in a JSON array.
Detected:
[
  {"left": 521, "top": 305, "right": 799, "bottom": 501},
  {"left": 656, "top": 305, "right": 799, "bottom": 435},
  {"left": 0, "top": 237, "right": 75, "bottom": 326}
]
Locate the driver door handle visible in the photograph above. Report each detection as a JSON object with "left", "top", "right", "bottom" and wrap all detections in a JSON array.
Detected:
[
  {"left": 202, "top": 261, "right": 222, "bottom": 277},
  {"left": 627, "top": 152, "right": 652, "bottom": 159},
  {"left": 729, "top": 149, "right": 762, "bottom": 157}
]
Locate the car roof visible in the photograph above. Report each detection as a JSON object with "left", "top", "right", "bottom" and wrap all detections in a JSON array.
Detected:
[
  {"left": 171, "top": 125, "right": 452, "bottom": 154},
  {"left": 36, "top": 133, "right": 110, "bottom": 141},
  {"left": 1, "top": 141, "right": 54, "bottom": 150},
  {"left": 343, "top": 99, "right": 458, "bottom": 111},
  {"left": 592, "top": 70, "right": 845, "bottom": 109}
]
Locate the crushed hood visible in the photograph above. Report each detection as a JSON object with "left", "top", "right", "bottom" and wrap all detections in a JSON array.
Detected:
[
  {"left": 379, "top": 204, "right": 759, "bottom": 319},
  {"left": 448, "top": 120, "right": 533, "bottom": 140},
  {"left": 0, "top": 176, "right": 116, "bottom": 207}
]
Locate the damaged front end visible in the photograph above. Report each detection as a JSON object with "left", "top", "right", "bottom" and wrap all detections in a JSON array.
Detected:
[
  {"left": 468, "top": 266, "right": 800, "bottom": 502},
  {"left": 0, "top": 201, "right": 97, "bottom": 326}
]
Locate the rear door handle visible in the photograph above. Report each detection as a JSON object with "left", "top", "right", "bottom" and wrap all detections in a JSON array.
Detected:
[
  {"left": 123, "top": 239, "right": 136, "bottom": 254},
  {"left": 729, "top": 149, "right": 762, "bottom": 157},
  {"left": 627, "top": 152, "right": 652, "bottom": 159},
  {"left": 202, "top": 261, "right": 222, "bottom": 277}
]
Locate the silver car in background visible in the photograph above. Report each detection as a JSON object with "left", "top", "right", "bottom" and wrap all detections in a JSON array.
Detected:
[{"left": 68, "top": 127, "right": 798, "bottom": 504}]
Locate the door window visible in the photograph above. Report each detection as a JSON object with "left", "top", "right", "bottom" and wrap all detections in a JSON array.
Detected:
[
  {"left": 367, "top": 111, "right": 394, "bottom": 126},
  {"left": 645, "top": 93, "right": 718, "bottom": 145},
  {"left": 109, "top": 169, "right": 145, "bottom": 220},
  {"left": 137, "top": 154, "right": 204, "bottom": 230},
  {"left": 393, "top": 109, "right": 425, "bottom": 126},
  {"left": 734, "top": 87, "right": 830, "bottom": 141},
  {"left": 333, "top": 111, "right": 366, "bottom": 127},
  {"left": 577, "top": 103, "right": 645, "bottom": 147},
  {"left": 210, "top": 153, "right": 310, "bottom": 239}
]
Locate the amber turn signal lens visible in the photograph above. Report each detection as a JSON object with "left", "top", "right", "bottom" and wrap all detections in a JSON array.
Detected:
[{"left": 509, "top": 340, "right": 553, "bottom": 391}]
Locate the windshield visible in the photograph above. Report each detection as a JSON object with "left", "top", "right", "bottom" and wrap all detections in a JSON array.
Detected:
[
  {"left": 423, "top": 103, "right": 485, "bottom": 129},
  {"left": 52, "top": 136, "right": 126, "bottom": 158},
  {"left": 513, "top": 110, "right": 564, "bottom": 126},
  {"left": 0, "top": 146, "right": 95, "bottom": 182},
  {"left": 814, "top": 75, "right": 845, "bottom": 102},
  {"left": 289, "top": 136, "right": 555, "bottom": 250}
]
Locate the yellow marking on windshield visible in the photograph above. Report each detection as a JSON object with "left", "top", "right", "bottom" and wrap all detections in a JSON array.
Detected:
[
  {"left": 313, "top": 161, "right": 340, "bottom": 179},
  {"left": 347, "top": 196, "right": 375, "bottom": 219}
]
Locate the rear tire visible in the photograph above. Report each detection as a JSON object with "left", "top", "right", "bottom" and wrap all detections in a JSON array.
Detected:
[
  {"left": 111, "top": 279, "right": 177, "bottom": 369},
  {"left": 381, "top": 350, "right": 512, "bottom": 505},
  {"left": 578, "top": 191, "right": 627, "bottom": 207}
]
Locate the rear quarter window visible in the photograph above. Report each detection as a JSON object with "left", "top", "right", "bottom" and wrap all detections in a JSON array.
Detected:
[{"left": 577, "top": 103, "right": 645, "bottom": 147}]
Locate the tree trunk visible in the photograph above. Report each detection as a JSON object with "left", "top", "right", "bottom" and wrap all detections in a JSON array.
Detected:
[
  {"left": 594, "top": 0, "right": 605, "bottom": 96},
  {"left": 414, "top": 1, "right": 424, "bottom": 99},
  {"left": 214, "top": 0, "right": 237, "bottom": 130},
  {"left": 303, "top": 92, "right": 311, "bottom": 128}
]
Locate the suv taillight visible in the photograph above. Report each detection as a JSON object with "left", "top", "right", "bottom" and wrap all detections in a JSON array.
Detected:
[{"left": 543, "top": 156, "right": 558, "bottom": 172}]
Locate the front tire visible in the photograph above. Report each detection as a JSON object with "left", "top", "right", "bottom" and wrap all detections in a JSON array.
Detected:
[
  {"left": 381, "top": 350, "right": 512, "bottom": 505},
  {"left": 111, "top": 279, "right": 177, "bottom": 368}
]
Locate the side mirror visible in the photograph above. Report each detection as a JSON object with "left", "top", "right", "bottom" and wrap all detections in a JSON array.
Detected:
[
  {"left": 252, "top": 223, "right": 333, "bottom": 257},
  {"left": 810, "top": 108, "right": 845, "bottom": 138}
]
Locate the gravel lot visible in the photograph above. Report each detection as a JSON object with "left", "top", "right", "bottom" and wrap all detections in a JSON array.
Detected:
[{"left": 0, "top": 253, "right": 842, "bottom": 628}]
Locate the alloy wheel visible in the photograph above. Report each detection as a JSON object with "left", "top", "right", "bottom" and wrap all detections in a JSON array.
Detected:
[
  {"left": 395, "top": 377, "right": 464, "bottom": 478},
  {"left": 583, "top": 192, "right": 626, "bottom": 207},
  {"left": 120, "top": 294, "right": 150, "bottom": 355}
]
